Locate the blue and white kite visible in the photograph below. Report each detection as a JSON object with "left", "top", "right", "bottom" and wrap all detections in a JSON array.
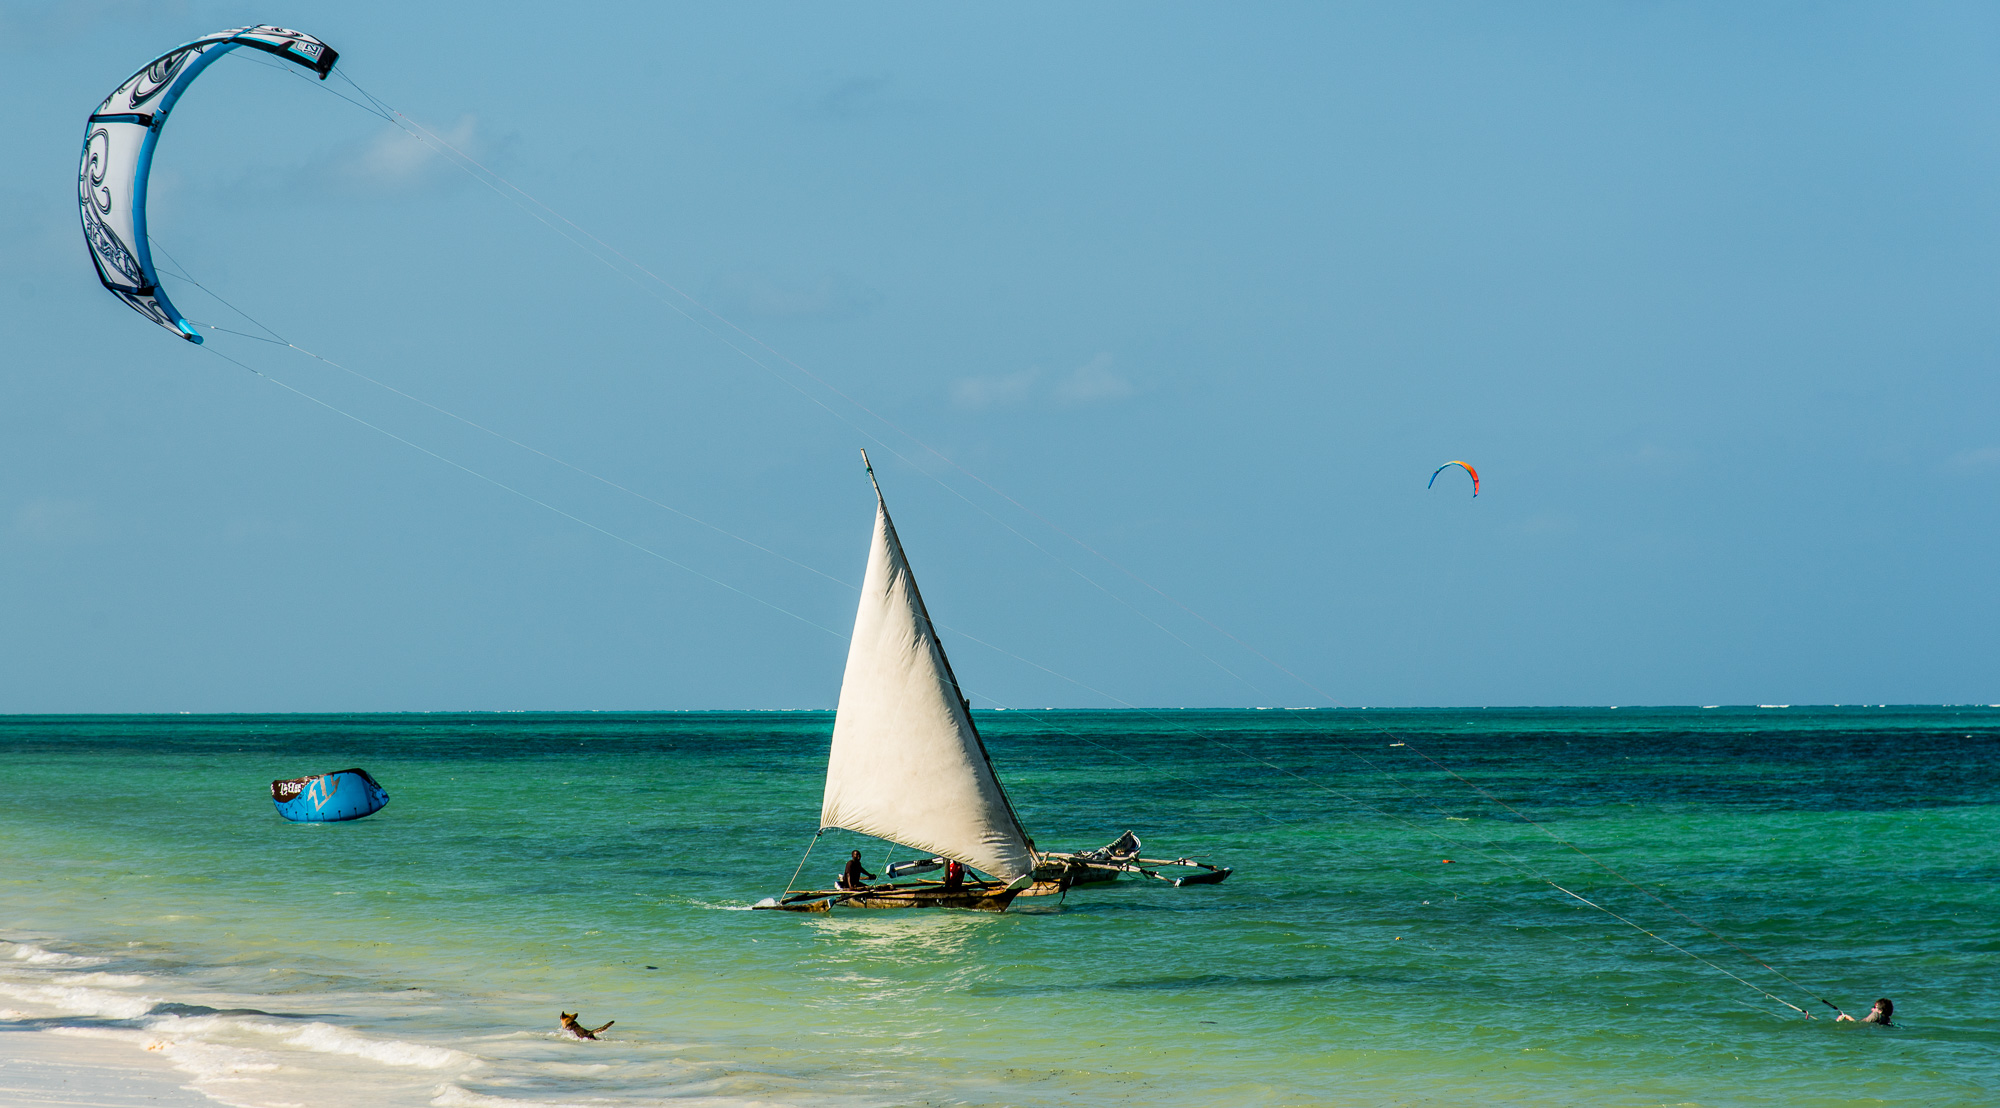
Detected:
[{"left": 79, "top": 26, "right": 338, "bottom": 343}]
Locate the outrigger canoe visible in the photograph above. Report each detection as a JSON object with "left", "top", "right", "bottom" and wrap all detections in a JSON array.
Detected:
[{"left": 755, "top": 454, "right": 1228, "bottom": 913}]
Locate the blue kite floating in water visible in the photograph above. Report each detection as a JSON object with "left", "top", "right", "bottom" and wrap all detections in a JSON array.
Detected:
[
  {"left": 272, "top": 769, "right": 389, "bottom": 822},
  {"left": 79, "top": 26, "right": 338, "bottom": 343}
]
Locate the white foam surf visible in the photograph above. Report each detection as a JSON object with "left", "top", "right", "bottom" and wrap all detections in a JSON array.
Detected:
[
  {"left": 0, "top": 978, "right": 162, "bottom": 1020},
  {"left": 0, "top": 932, "right": 823, "bottom": 1108},
  {"left": 430, "top": 1084, "right": 592, "bottom": 1108},
  {"left": 5, "top": 940, "right": 110, "bottom": 967}
]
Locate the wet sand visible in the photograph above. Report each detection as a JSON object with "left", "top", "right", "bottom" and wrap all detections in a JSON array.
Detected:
[{"left": 0, "top": 1031, "right": 215, "bottom": 1107}]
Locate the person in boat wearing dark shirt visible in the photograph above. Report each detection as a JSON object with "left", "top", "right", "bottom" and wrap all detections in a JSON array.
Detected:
[
  {"left": 943, "top": 859, "right": 965, "bottom": 890},
  {"left": 839, "top": 850, "right": 875, "bottom": 890},
  {"left": 1837, "top": 998, "right": 1893, "bottom": 1026}
]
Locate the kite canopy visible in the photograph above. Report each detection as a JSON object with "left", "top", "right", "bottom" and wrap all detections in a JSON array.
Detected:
[
  {"left": 1428, "top": 460, "right": 1480, "bottom": 497},
  {"left": 79, "top": 26, "right": 338, "bottom": 343},
  {"left": 271, "top": 768, "right": 389, "bottom": 822}
]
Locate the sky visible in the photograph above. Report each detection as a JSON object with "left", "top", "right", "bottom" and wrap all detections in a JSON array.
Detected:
[{"left": 3, "top": 2, "right": 1998, "bottom": 711}]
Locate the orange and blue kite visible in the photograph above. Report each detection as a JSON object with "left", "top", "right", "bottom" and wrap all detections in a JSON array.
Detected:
[{"left": 1428, "top": 460, "right": 1479, "bottom": 497}]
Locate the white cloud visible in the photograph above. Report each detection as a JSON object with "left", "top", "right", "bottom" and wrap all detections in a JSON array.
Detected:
[
  {"left": 286, "top": 116, "right": 509, "bottom": 198},
  {"left": 1947, "top": 446, "right": 2000, "bottom": 473},
  {"left": 15, "top": 498, "right": 108, "bottom": 543},
  {"left": 954, "top": 353, "right": 1136, "bottom": 411},
  {"left": 1053, "top": 353, "right": 1135, "bottom": 404},
  {"left": 952, "top": 368, "right": 1041, "bottom": 409}
]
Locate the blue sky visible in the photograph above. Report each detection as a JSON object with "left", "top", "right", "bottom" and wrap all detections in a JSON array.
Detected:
[{"left": 3, "top": 2, "right": 1998, "bottom": 710}]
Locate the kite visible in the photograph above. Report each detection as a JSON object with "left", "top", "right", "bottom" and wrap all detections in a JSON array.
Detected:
[
  {"left": 271, "top": 767, "right": 389, "bottom": 822},
  {"left": 1428, "top": 460, "right": 1479, "bottom": 497},
  {"left": 79, "top": 26, "right": 339, "bottom": 343}
]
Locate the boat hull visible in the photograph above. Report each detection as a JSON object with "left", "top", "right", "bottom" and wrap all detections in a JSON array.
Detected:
[
  {"left": 271, "top": 769, "right": 389, "bottom": 822},
  {"left": 841, "top": 886, "right": 1019, "bottom": 911},
  {"left": 755, "top": 879, "right": 1020, "bottom": 913}
]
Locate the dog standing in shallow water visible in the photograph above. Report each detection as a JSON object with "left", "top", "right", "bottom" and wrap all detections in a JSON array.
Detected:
[{"left": 560, "top": 1012, "right": 614, "bottom": 1040}]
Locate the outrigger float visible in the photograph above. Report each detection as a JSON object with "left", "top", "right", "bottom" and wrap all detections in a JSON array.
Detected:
[
  {"left": 872, "top": 831, "right": 1233, "bottom": 900},
  {"left": 755, "top": 455, "right": 1227, "bottom": 914},
  {"left": 1028, "top": 831, "right": 1232, "bottom": 893}
]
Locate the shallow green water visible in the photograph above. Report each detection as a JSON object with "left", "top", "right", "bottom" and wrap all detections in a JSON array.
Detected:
[{"left": 1, "top": 709, "right": 1995, "bottom": 1106}]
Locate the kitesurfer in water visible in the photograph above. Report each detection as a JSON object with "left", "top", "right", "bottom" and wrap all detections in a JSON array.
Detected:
[
  {"left": 839, "top": 850, "right": 875, "bottom": 890},
  {"left": 1836, "top": 998, "right": 1893, "bottom": 1026}
]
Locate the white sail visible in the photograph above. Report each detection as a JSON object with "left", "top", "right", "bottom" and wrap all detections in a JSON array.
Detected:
[{"left": 819, "top": 487, "right": 1036, "bottom": 882}]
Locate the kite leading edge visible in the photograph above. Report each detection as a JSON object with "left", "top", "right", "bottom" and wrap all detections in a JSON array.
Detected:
[
  {"left": 1428, "top": 460, "right": 1479, "bottom": 497},
  {"left": 79, "top": 26, "right": 338, "bottom": 344}
]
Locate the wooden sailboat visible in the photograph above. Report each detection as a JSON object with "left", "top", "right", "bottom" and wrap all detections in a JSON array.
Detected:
[
  {"left": 755, "top": 454, "right": 1039, "bottom": 913},
  {"left": 755, "top": 454, "right": 1231, "bottom": 913}
]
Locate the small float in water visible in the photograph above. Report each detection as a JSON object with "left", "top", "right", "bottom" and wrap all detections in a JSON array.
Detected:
[{"left": 271, "top": 768, "right": 389, "bottom": 822}]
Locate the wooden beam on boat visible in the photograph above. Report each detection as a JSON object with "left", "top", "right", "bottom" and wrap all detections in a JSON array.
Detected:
[{"left": 754, "top": 879, "right": 1020, "bottom": 913}]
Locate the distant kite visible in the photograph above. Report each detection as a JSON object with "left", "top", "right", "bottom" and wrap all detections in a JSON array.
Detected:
[{"left": 1428, "top": 460, "right": 1479, "bottom": 497}]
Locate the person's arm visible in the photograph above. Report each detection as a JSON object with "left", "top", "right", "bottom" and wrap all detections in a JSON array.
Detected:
[{"left": 1836, "top": 1013, "right": 1854, "bottom": 1022}]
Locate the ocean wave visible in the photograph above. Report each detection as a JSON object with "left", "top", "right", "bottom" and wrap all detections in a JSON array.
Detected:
[
  {"left": 65, "top": 971, "right": 154, "bottom": 988},
  {"left": 280, "top": 1018, "right": 474, "bottom": 1069},
  {"left": 4, "top": 941, "right": 480, "bottom": 1108},
  {"left": 146, "top": 1012, "right": 475, "bottom": 1070},
  {"left": 3, "top": 940, "right": 109, "bottom": 967},
  {"left": 431, "top": 1083, "right": 592, "bottom": 1108},
  {"left": 0, "top": 979, "right": 159, "bottom": 1020},
  {"left": 49, "top": 1024, "right": 283, "bottom": 1078}
]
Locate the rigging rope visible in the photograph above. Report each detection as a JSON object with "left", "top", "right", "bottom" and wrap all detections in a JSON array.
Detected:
[
  {"left": 150, "top": 244, "right": 854, "bottom": 596},
  {"left": 783, "top": 828, "right": 824, "bottom": 894},
  {"left": 231, "top": 54, "right": 1846, "bottom": 1017},
  {"left": 193, "top": 340, "right": 842, "bottom": 639}
]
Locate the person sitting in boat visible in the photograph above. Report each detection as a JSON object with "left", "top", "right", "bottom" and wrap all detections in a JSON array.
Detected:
[
  {"left": 1836, "top": 998, "right": 1893, "bottom": 1026},
  {"left": 839, "top": 850, "right": 876, "bottom": 890},
  {"left": 943, "top": 859, "right": 965, "bottom": 890}
]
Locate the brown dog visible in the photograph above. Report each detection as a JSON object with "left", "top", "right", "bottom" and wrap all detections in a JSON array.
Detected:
[{"left": 559, "top": 1012, "right": 614, "bottom": 1040}]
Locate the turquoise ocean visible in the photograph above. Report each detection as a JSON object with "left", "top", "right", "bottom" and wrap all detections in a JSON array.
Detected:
[{"left": 2, "top": 708, "right": 1995, "bottom": 1107}]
